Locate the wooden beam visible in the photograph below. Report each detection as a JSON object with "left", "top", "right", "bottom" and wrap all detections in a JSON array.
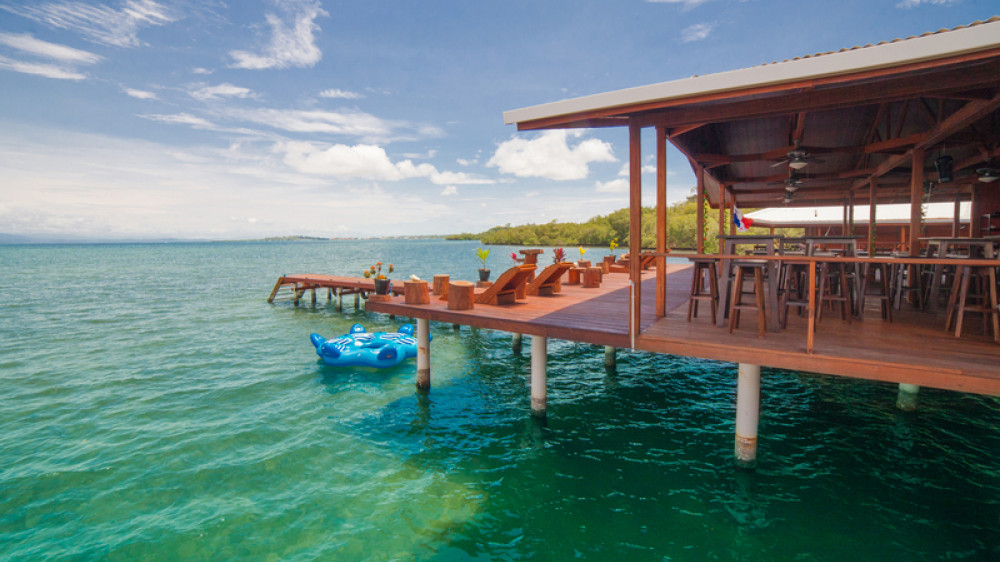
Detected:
[
  {"left": 910, "top": 148, "right": 925, "bottom": 255},
  {"left": 629, "top": 120, "right": 642, "bottom": 346},
  {"left": 696, "top": 164, "right": 705, "bottom": 253},
  {"left": 656, "top": 126, "right": 667, "bottom": 318}
]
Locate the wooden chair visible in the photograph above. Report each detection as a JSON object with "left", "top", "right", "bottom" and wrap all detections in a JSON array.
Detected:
[
  {"left": 475, "top": 265, "right": 536, "bottom": 305},
  {"left": 526, "top": 262, "right": 573, "bottom": 296}
]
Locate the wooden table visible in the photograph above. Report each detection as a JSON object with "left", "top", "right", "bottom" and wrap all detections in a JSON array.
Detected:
[
  {"left": 921, "top": 237, "right": 999, "bottom": 310},
  {"left": 715, "top": 235, "right": 782, "bottom": 331},
  {"left": 803, "top": 236, "right": 864, "bottom": 319}
]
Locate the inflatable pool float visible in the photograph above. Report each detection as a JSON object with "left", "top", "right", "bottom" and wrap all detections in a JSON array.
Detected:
[{"left": 309, "top": 323, "right": 427, "bottom": 368}]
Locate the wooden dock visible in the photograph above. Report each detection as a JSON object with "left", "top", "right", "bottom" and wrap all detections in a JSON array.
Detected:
[
  {"left": 268, "top": 274, "right": 403, "bottom": 306},
  {"left": 363, "top": 266, "right": 1000, "bottom": 397}
]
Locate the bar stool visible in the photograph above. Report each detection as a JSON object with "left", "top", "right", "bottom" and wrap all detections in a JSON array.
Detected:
[
  {"left": 859, "top": 262, "right": 893, "bottom": 322},
  {"left": 778, "top": 260, "right": 810, "bottom": 329},
  {"left": 945, "top": 264, "right": 998, "bottom": 339},
  {"left": 817, "top": 259, "right": 851, "bottom": 323},
  {"left": 729, "top": 260, "right": 767, "bottom": 337},
  {"left": 892, "top": 259, "right": 923, "bottom": 310},
  {"left": 687, "top": 257, "right": 719, "bottom": 323}
]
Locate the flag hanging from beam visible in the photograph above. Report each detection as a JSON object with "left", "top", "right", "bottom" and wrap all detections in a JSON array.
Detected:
[{"left": 733, "top": 207, "right": 754, "bottom": 232}]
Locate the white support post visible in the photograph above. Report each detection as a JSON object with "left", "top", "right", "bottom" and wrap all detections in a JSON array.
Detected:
[
  {"left": 512, "top": 333, "right": 523, "bottom": 354},
  {"left": 735, "top": 363, "right": 761, "bottom": 469},
  {"left": 604, "top": 346, "right": 616, "bottom": 369},
  {"left": 416, "top": 318, "right": 431, "bottom": 390},
  {"left": 897, "top": 383, "right": 919, "bottom": 411},
  {"left": 531, "top": 336, "right": 547, "bottom": 416}
]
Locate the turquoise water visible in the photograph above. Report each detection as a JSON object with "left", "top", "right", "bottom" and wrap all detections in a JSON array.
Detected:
[{"left": 1, "top": 239, "right": 998, "bottom": 561}]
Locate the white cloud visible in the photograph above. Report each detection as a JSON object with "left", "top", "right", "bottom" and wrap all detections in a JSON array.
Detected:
[
  {"left": 278, "top": 141, "right": 492, "bottom": 185},
  {"left": 140, "top": 112, "right": 215, "bottom": 129},
  {"left": 897, "top": 0, "right": 958, "bottom": 6},
  {"left": 0, "top": 32, "right": 101, "bottom": 64},
  {"left": 230, "top": 0, "right": 327, "bottom": 70},
  {"left": 233, "top": 108, "right": 392, "bottom": 139},
  {"left": 487, "top": 130, "right": 616, "bottom": 181},
  {"left": 617, "top": 163, "right": 657, "bottom": 176},
  {"left": 3, "top": 0, "right": 179, "bottom": 48},
  {"left": 595, "top": 178, "right": 628, "bottom": 193},
  {"left": 646, "top": 0, "right": 709, "bottom": 7},
  {"left": 681, "top": 23, "right": 714, "bottom": 43},
  {"left": 441, "top": 185, "right": 458, "bottom": 196},
  {"left": 192, "top": 67, "right": 212, "bottom": 75},
  {"left": 319, "top": 88, "right": 363, "bottom": 100},
  {"left": 0, "top": 54, "right": 86, "bottom": 80},
  {"left": 190, "top": 83, "right": 255, "bottom": 101},
  {"left": 457, "top": 157, "right": 477, "bottom": 166},
  {"left": 124, "top": 88, "right": 157, "bottom": 99}
]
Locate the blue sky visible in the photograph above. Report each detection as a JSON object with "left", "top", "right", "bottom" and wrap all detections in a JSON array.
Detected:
[{"left": 0, "top": 0, "right": 993, "bottom": 239}]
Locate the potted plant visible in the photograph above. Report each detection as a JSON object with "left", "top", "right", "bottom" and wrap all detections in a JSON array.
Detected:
[
  {"left": 475, "top": 247, "right": 491, "bottom": 282},
  {"left": 577, "top": 246, "right": 591, "bottom": 268},
  {"left": 605, "top": 238, "right": 619, "bottom": 266},
  {"left": 363, "top": 262, "right": 394, "bottom": 294},
  {"left": 552, "top": 248, "right": 566, "bottom": 264}
]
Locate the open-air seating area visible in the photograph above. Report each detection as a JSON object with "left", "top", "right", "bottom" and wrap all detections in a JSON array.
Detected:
[{"left": 687, "top": 235, "right": 1000, "bottom": 348}]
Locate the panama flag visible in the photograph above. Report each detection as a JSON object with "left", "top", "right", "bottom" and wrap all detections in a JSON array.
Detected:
[{"left": 733, "top": 207, "right": 754, "bottom": 232}]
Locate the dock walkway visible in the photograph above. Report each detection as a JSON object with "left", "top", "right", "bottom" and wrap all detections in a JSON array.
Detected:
[{"left": 268, "top": 274, "right": 403, "bottom": 305}]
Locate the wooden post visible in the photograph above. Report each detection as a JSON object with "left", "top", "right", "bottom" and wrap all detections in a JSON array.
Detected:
[
  {"left": 869, "top": 178, "right": 877, "bottom": 253},
  {"left": 432, "top": 274, "right": 449, "bottom": 297},
  {"left": 336, "top": 287, "right": 343, "bottom": 311},
  {"left": 807, "top": 261, "right": 816, "bottom": 354},
  {"left": 512, "top": 333, "right": 523, "bottom": 354},
  {"left": 628, "top": 119, "right": 642, "bottom": 348},
  {"left": 310, "top": 288, "right": 316, "bottom": 306},
  {"left": 909, "top": 148, "right": 925, "bottom": 256},
  {"left": 953, "top": 187, "right": 962, "bottom": 238},
  {"left": 735, "top": 363, "right": 761, "bottom": 469},
  {"left": 656, "top": 125, "right": 667, "bottom": 318},
  {"left": 718, "top": 184, "right": 726, "bottom": 242},
  {"left": 531, "top": 335, "right": 547, "bottom": 416},
  {"left": 416, "top": 318, "right": 431, "bottom": 390},
  {"left": 896, "top": 383, "right": 919, "bottom": 411},
  {"left": 695, "top": 165, "right": 705, "bottom": 254}
]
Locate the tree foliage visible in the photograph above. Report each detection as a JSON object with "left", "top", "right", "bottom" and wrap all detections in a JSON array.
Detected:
[{"left": 447, "top": 194, "right": 800, "bottom": 248}]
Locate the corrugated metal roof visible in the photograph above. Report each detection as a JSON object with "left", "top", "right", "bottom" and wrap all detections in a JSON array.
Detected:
[{"left": 504, "top": 17, "right": 1000, "bottom": 126}]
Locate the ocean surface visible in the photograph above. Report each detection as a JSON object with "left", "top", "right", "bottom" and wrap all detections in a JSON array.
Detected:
[{"left": 1, "top": 239, "right": 998, "bottom": 561}]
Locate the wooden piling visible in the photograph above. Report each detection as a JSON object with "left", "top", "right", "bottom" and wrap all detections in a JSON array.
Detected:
[
  {"left": 417, "top": 318, "right": 431, "bottom": 390},
  {"left": 531, "top": 336, "right": 547, "bottom": 416},
  {"left": 735, "top": 363, "right": 761, "bottom": 469}
]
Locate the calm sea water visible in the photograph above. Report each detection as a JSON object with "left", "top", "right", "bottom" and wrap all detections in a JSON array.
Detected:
[{"left": 1, "top": 239, "right": 998, "bottom": 561}]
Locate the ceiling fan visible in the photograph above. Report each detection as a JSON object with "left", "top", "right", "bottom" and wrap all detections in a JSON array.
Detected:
[
  {"left": 977, "top": 164, "right": 999, "bottom": 183},
  {"left": 771, "top": 143, "right": 824, "bottom": 170}
]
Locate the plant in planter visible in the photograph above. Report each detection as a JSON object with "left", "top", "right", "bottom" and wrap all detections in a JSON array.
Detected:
[
  {"left": 475, "top": 247, "right": 491, "bottom": 282},
  {"left": 363, "top": 262, "right": 394, "bottom": 294},
  {"left": 552, "top": 248, "right": 566, "bottom": 264},
  {"left": 606, "top": 238, "right": 620, "bottom": 264},
  {"left": 577, "top": 246, "right": 591, "bottom": 267}
]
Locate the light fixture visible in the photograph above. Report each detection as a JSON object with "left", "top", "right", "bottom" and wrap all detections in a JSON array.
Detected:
[
  {"left": 785, "top": 185, "right": 798, "bottom": 193},
  {"left": 978, "top": 166, "right": 999, "bottom": 183},
  {"left": 934, "top": 155, "right": 954, "bottom": 183},
  {"left": 788, "top": 159, "right": 808, "bottom": 170}
]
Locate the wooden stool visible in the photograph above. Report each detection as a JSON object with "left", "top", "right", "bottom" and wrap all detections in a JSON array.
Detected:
[
  {"left": 818, "top": 261, "right": 851, "bottom": 323},
  {"left": 779, "top": 261, "right": 810, "bottom": 328},
  {"left": 687, "top": 258, "right": 718, "bottom": 323},
  {"left": 447, "top": 281, "right": 475, "bottom": 310},
  {"left": 432, "top": 274, "right": 449, "bottom": 296},
  {"left": 583, "top": 267, "right": 602, "bottom": 288},
  {"left": 729, "top": 261, "right": 766, "bottom": 337},
  {"left": 892, "top": 261, "right": 923, "bottom": 310},
  {"left": 403, "top": 280, "right": 430, "bottom": 304},
  {"left": 859, "top": 262, "right": 893, "bottom": 322},
  {"left": 945, "top": 265, "right": 998, "bottom": 339},
  {"left": 567, "top": 267, "right": 585, "bottom": 284}
]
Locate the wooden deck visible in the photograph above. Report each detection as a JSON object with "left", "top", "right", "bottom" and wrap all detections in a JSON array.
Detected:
[
  {"left": 268, "top": 274, "right": 404, "bottom": 304},
  {"left": 366, "top": 266, "right": 1000, "bottom": 397}
]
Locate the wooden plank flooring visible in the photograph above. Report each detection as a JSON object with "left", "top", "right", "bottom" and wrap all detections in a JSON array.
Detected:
[{"left": 365, "top": 265, "right": 1000, "bottom": 396}]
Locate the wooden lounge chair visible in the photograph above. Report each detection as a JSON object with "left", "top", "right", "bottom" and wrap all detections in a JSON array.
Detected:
[
  {"left": 526, "top": 262, "right": 573, "bottom": 296},
  {"left": 475, "top": 264, "right": 537, "bottom": 305},
  {"left": 617, "top": 252, "right": 657, "bottom": 271}
]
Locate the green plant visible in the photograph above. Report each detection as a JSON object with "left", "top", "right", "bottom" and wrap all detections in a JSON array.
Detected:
[
  {"left": 475, "top": 247, "right": 490, "bottom": 269},
  {"left": 363, "top": 262, "right": 393, "bottom": 279}
]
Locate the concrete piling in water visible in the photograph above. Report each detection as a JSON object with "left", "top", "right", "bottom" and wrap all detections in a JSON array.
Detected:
[
  {"left": 604, "top": 346, "right": 616, "bottom": 370},
  {"left": 512, "top": 333, "right": 523, "bottom": 354},
  {"left": 416, "top": 318, "right": 431, "bottom": 390},
  {"left": 896, "top": 383, "right": 919, "bottom": 411},
  {"left": 531, "top": 336, "right": 548, "bottom": 416},
  {"left": 735, "top": 363, "right": 761, "bottom": 469}
]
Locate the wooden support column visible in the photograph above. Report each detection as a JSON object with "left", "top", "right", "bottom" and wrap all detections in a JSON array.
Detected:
[
  {"left": 628, "top": 120, "right": 642, "bottom": 348},
  {"left": 735, "top": 363, "right": 761, "bottom": 469},
  {"left": 970, "top": 183, "right": 980, "bottom": 238},
  {"left": 953, "top": 187, "right": 962, "bottom": 238},
  {"left": 531, "top": 335, "right": 547, "bottom": 416},
  {"left": 848, "top": 191, "right": 855, "bottom": 236},
  {"left": 656, "top": 125, "right": 667, "bottom": 318},
  {"left": 695, "top": 165, "right": 705, "bottom": 254},
  {"left": 718, "top": 184, "right": 726, "bottom": 245},
  {"left": 869, "top": 179, "right": 878, "bottom": 253},
  {"left": 909, "top": 148, "right": 925, "bottom": 256},
  {"left": 416, "top": 318, "right": 431, "bottom": 390}
]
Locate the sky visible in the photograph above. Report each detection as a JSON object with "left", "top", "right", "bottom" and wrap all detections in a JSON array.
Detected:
[{"left": 0, "top": 0, "right": 995, "bottom": 240}]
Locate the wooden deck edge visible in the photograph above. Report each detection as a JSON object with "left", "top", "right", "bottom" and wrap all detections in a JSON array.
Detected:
[{"left": 635, "top": 335, "right": 1000, "bottom": 396}]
